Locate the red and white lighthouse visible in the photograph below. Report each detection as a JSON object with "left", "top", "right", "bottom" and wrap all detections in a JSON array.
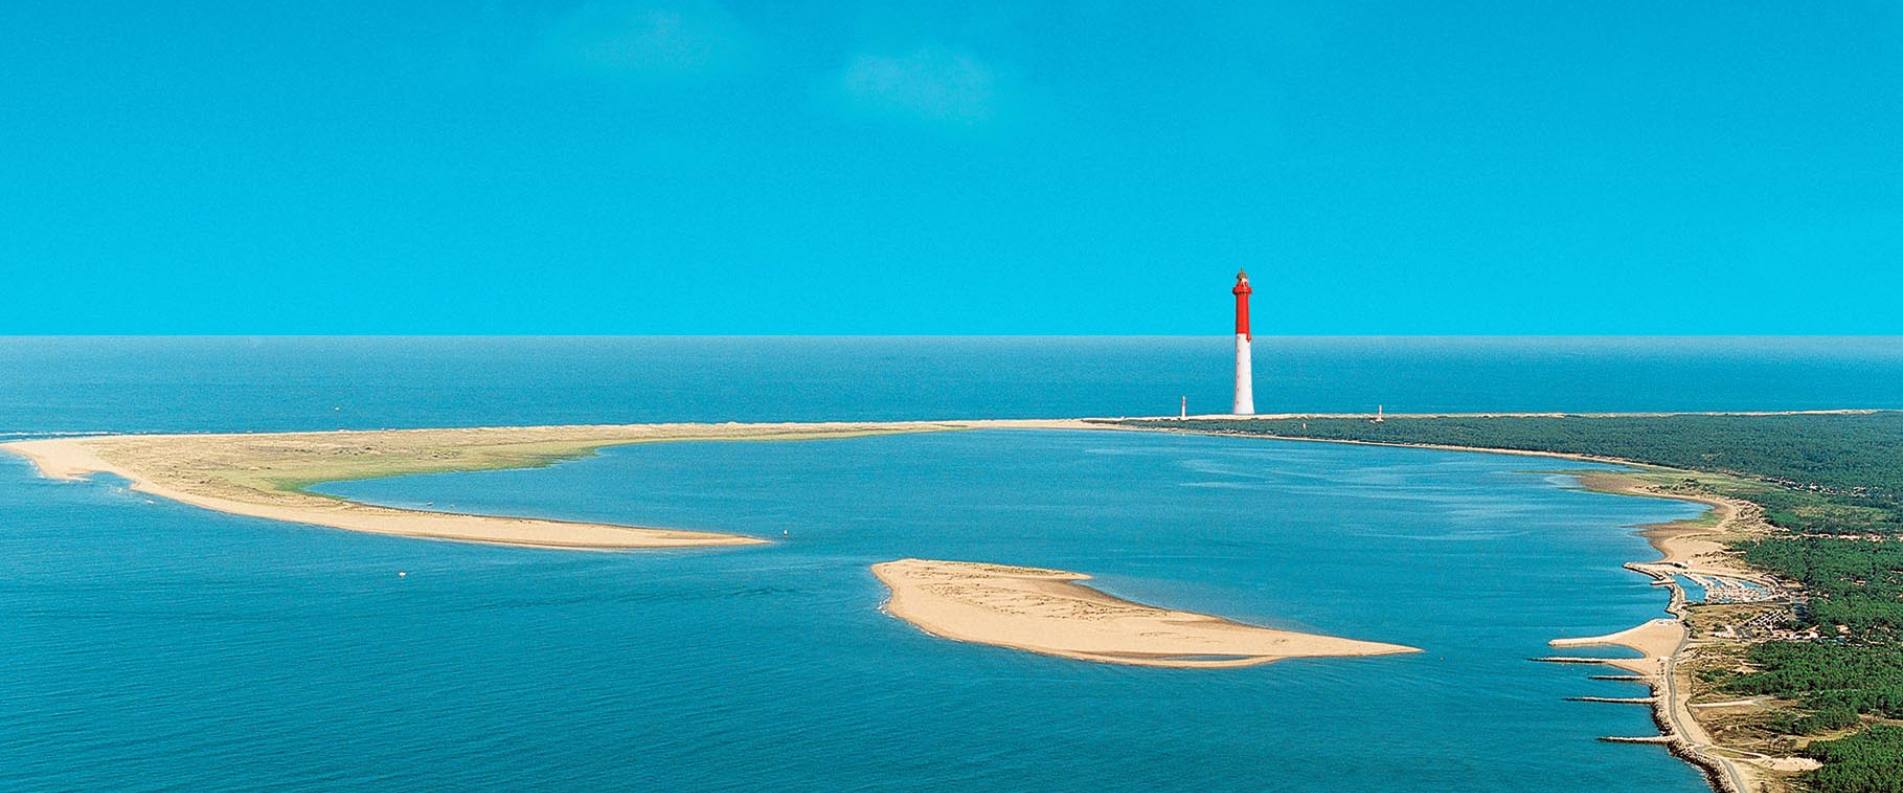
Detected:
[{"left": 1232, "top": 269, "right": 1255, "bottom": 415}]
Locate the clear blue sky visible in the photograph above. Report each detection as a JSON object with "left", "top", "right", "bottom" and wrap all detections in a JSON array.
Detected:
[{"left": 2, "top": 2, "right": 1898, "bottom": 334}]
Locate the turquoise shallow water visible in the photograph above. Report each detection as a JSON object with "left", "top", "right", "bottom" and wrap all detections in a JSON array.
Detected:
[{"left": 6, "top": 428, "right": 1708, "bottom": 791}]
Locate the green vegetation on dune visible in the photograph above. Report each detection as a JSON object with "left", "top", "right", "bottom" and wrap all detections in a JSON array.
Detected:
[
  {"left": 229, "top": 430, "right": 922, "bottom": 495},
  {"left": 261, "top": 440, "right": 616, "bottom": 493},
  {"left": 1707, "top": 642, "right": 1903, "bottom": 721},
  {"left": 1742, "top": 538, "right": 1903, "bottom": 636},
  {"left": 1113, "top": 412, "right": 1903, "bottom": 792},
  {"left": 1802, "top": 726, "right": 1903, "bottom": 793}
]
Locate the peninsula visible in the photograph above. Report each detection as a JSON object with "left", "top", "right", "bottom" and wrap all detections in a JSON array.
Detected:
[{"left": 873, "top": 558, "right": 1418, "bottom": 668}]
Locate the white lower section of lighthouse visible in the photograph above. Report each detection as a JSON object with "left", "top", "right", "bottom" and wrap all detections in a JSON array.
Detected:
[{"left": 1232, "top": 333, "right": 1255, "bottom": 415}]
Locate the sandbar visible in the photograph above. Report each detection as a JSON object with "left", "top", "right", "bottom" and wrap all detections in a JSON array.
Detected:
[{"left": 873, "top": 558, "right": 1420, "bottom": 668}]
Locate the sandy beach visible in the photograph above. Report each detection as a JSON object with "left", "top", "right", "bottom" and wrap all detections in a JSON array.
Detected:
[
  {"left": 873, "top": 558, "right": 1419, "bottom": 668},
  {"left": 0, "top": 419, "right": 1097, "bottom": 550}
]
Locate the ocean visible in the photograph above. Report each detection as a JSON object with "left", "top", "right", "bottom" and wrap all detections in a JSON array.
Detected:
[
  {"left": 4, "top": 337, "right": 1900, "bottom": 791},
  {"left": 1, "top": 336, "right": 1899, "bottom": 434}
]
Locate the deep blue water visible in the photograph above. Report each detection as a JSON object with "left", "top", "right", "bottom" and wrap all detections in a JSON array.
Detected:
[
  {"left": 4, "top": 337, "right": 1896, "bottom": 791},
  {"left": 1, "top": 336, "right": 1899, "bottom": 433}
]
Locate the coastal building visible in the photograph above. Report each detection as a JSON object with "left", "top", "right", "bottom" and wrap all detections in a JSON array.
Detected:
[{"left": 1233, "top": 270, "right": 1255, "bottom": 415}]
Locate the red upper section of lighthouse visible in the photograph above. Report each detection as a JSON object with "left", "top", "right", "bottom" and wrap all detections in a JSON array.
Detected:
[{"left": 1232, "top": 269, "right": 1252, "bottom": 339}]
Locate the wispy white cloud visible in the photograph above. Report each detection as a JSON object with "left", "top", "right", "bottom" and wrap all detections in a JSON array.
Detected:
[
  {"left": 537, "top": 0, "right": 746, "bottom": 79},
  {"left": 837, "top": 47, "right": 998, "bottom": 125}
]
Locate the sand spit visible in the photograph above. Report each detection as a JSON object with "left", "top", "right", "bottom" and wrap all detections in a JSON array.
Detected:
[
  {"left": 1550, "top": 619, "right": 1683, "bottom": 677},
  {"left": 0, "top": 419, "right": 1098, "bottom": 550},
  {"left": 872, "top": 558, "right": 1419, "bottom": 668}
]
